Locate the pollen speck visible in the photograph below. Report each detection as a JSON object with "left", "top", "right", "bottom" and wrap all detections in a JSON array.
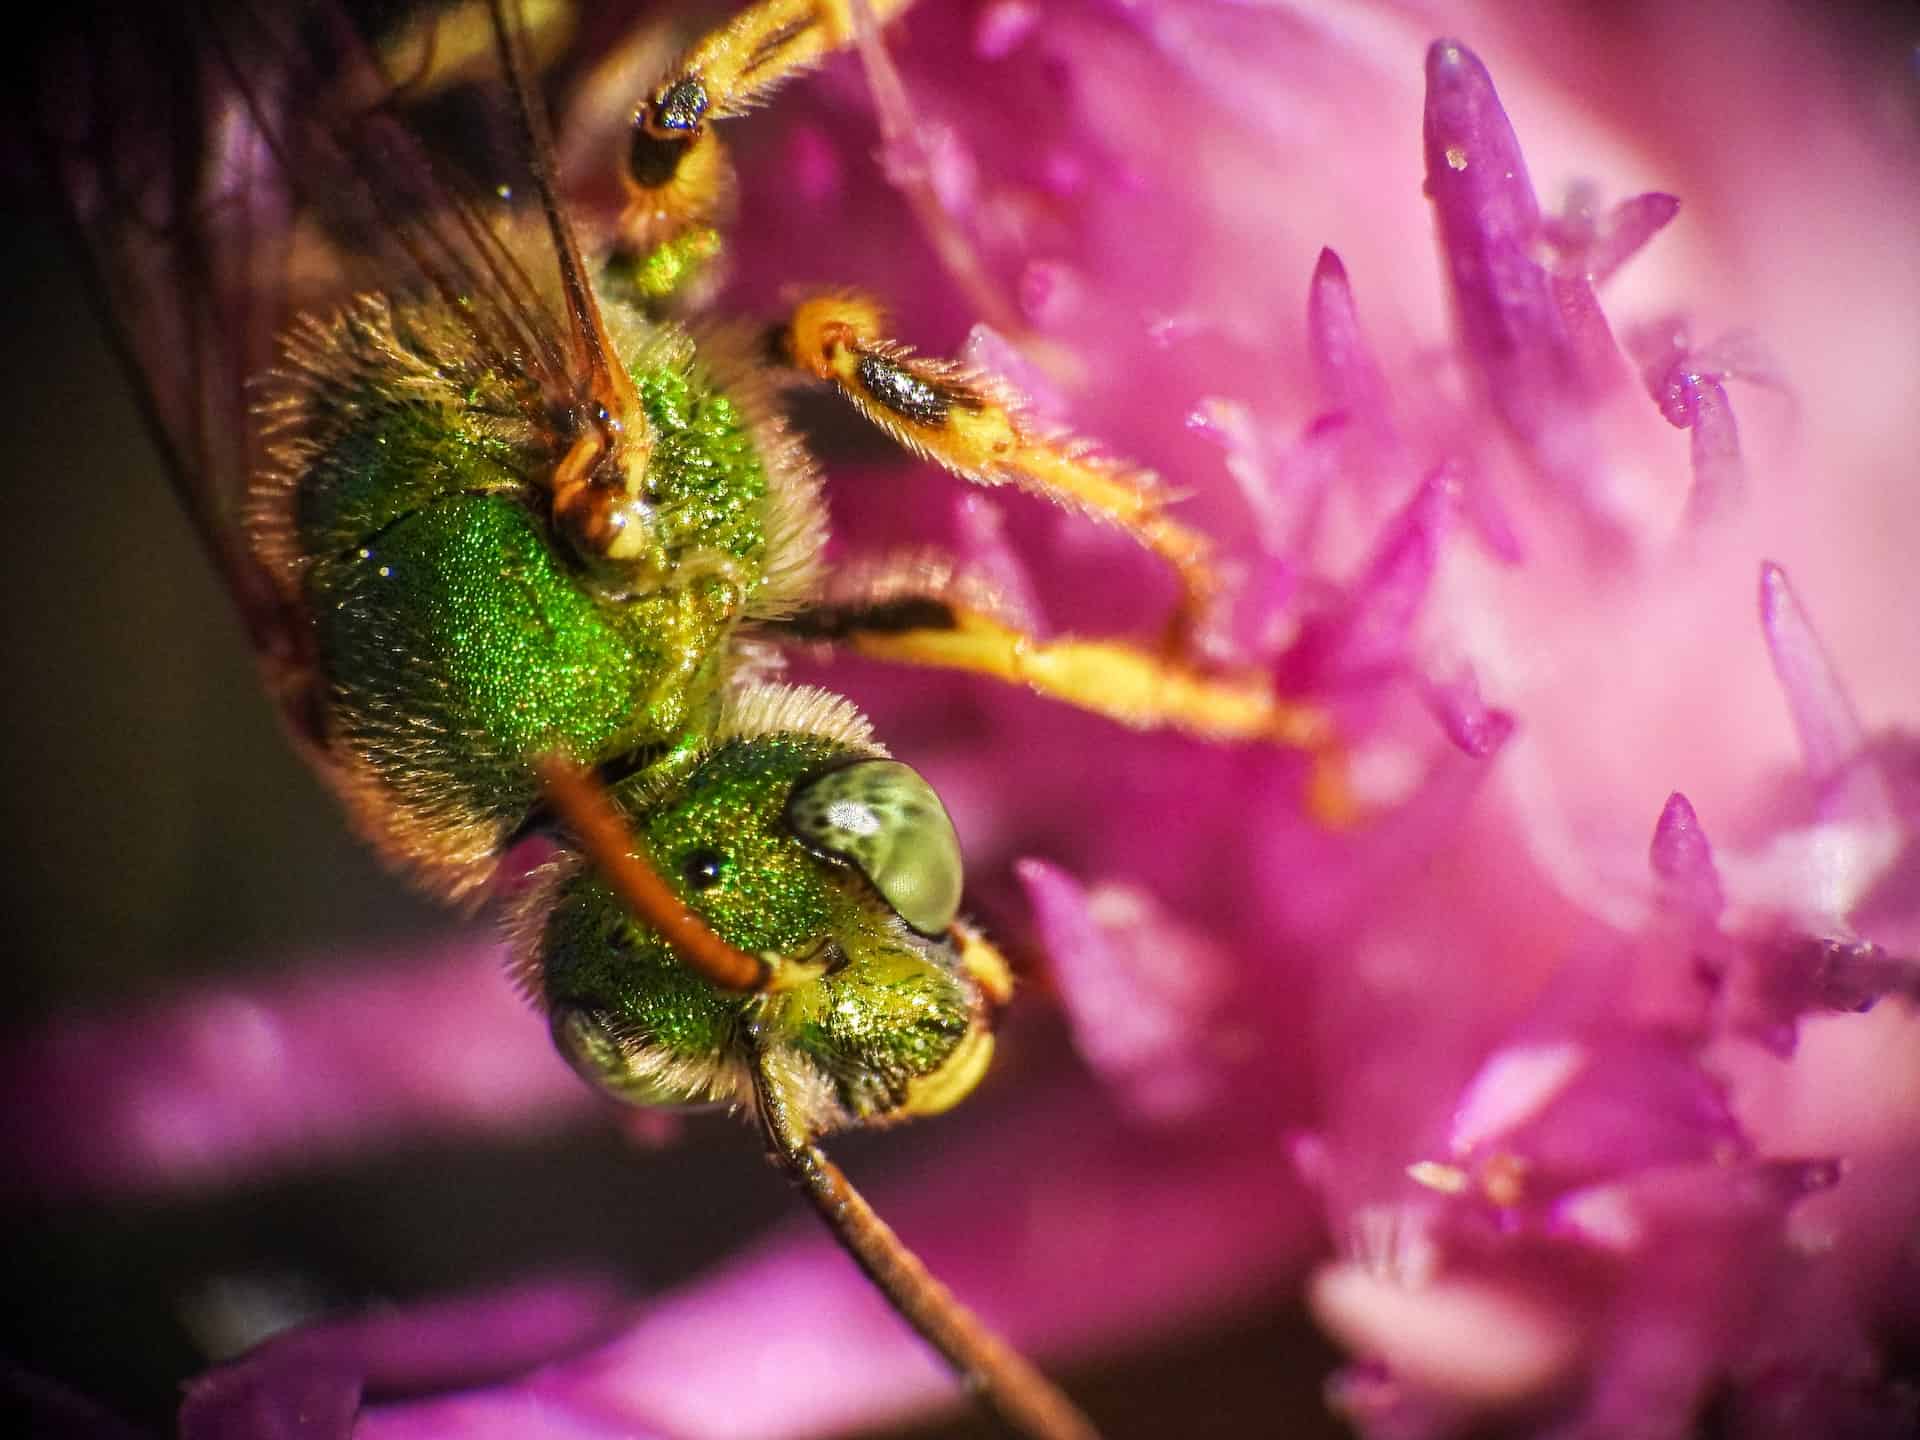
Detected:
[{"left": 1407, "top": 1160, "right": 1470, "bottom": 1194}]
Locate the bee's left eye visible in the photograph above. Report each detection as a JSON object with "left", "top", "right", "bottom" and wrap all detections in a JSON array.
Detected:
[{"left": 786, "top": 761, "right": 963, "bottom": 937}]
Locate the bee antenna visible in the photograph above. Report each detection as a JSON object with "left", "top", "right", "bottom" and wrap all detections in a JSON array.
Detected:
[
  {"left": 535, "top": 754, "right": 772, "bottom": 993},
  {"left": 484, "top": 0, "right": 641, "bottom": 429},
  {"left": 751, "top": 1056, "right": 1101, "bottom": 1440}
]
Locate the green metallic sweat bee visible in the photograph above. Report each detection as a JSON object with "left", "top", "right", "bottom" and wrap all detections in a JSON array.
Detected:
[
  {"left": 254, "top": 284, "right": 1009, "bottom": 1130},
  {"left": 46, "top": 0, "right": 1342, "bottom": 1434}
]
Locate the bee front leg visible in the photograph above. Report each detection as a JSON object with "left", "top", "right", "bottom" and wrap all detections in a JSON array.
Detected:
[
  {"left": 771, "top": 292, "right": 1220, "bottom": 651},
  {"left": 616, "top": 0, "right": 921, "bottom": 261}
]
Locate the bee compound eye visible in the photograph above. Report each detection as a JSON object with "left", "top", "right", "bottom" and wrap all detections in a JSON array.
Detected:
[
  {"left": 550, "top": 1006, "right": 626, "bottom": 1090},
  {"left": 785, "top": 760, "right": 964, "bottom": 938}
]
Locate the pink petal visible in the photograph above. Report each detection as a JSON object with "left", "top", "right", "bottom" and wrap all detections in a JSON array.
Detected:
[
  {"left": 3, "top": 938, "right": 586, "bottom": 1199},
  {"left": 1310, "top": 1264, "right": 1581, "bottom": 1406},
  {"left": 183, "top": 1278, "right": 631, "bottom": 1440},
  {"left": 1016, "top": 858, "right": 1237, "bottom": 1122},
  {"left": 1448, "top": 1039, "right": 1588, "bottom": 1156},
  {"left": 368, "top": 1086, "right": 1318, "bottom": 1440}
]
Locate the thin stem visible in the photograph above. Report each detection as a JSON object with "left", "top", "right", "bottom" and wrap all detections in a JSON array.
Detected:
[
  {"left": 752, "top": 1056, "right": 1101, "bottom": 1440},
  {"left": 535, "top": 754, "right": 770, "bottom": 992}
]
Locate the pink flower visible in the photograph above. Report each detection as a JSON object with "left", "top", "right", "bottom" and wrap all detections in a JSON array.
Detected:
[{"left": 9, "top": 2, "right": 1918, "bottom": 1437}]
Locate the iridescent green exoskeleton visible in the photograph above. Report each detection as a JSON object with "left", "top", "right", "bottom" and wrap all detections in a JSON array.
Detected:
[
  {"left": 252, "top": 273, "right": 1010, "bottom": 1141},
  {"left": 253, "top": 295, "right": 823, "bottom": 888},
  {"left": 520, "top": 689, "right": 1003, "bottom": 1133}
]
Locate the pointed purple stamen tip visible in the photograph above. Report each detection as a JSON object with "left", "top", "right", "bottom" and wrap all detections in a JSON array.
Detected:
[
  {"left": 953, "top": 491, "right": 1047, "bottom": 633},
  {"left": 1684, "top": 375, "right": 1744, "bottom": 525},
  {"left": 1308, "top": 249, "right": 1354, "bottom": 361},
  {"left": 1423, "top": 39, "right": 1536, "bottom": 236},
  {"left": 1370, "top": 464, "right": 1458, "bottom": 591},
  {"left": 1016, "top": 857, "right": 1110, "bottom": 980},
  {"left": 1421, "top": 667, "right": 1516, "bottom": 758},
  {"left": 1759, "top": 562, "right": 1865, "bottom": 780},
  {"left": 1757, "top": 560, "right": 1790, "bottom": 612},
  {"left": 1285, "top": 467, "right": 1457, "bottom": 685},
  {"left": 1626, "top": 191, "right": 1682, "bottom": 231},
  {"left": 1442, "top": 700, "right": 1516, "bottom": 759},
  {"left": 1649, "top": 791, "right": 1725, "bottom": 920},
  {"left": 1634, "top": 191, "right": 1682, "bottom": 233},
  {"left": 1422, "top": 35, "right": 1622, "bottom": 467},
  {"left": 1425, "top": 38, "right": 1493, "bottom": 103},
  {"left": 1583, "top": 192, "right": 1681, "bottom": 285},
  {"left": 1309, "top": 248, "right": 1390, "bottom": 426},
  {"left": 1651, "top": 336, "right": 1747, "bottom": 527},
  {"left": 973, "top": 0, "right": 1039, "bottom": 60},
  {"left": 1656, "top": 365, "right": 1700, "bottom": 429}
]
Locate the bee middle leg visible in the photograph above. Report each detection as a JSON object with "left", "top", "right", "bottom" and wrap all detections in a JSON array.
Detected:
[{"left": 770, "top": 588, "right": 1354, "bottom": 824}]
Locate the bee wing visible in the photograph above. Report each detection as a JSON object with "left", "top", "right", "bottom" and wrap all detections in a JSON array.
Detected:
[
  {"left": 33, "top": 6, "right": 300, "bottom": 674},
  {"left": 32, "top": 0, "right": 635, "bottom": 736}
]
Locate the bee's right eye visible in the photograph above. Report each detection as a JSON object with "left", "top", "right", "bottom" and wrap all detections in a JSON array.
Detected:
[{"left": 785, "top": 760, "right": 964, "bottom": 939}]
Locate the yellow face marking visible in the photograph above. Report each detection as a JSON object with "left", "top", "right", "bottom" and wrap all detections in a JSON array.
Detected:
[
  {"left": 899, "top": 1023, "right": 995, "bottom": 1119},
  {"left": 952, "top": 920, "right": 1014, "bottom": 1008}
]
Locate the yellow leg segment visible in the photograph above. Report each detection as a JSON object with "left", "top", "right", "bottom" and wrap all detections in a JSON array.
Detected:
[
  {"left": 777, "top": 293, "right": 1219, "bottom": 643},
  {"left": 621, "top": 0, "right": 920, "bottom": 250},
  {"left": 665, "top": 0, "right": 920, "bottom": 117},
  {"left": 951, "top": 918, "right": 1014, "bottom": 1007},
  {"left": 787, "top": 598, "right": 1353, "bottom": 824}
]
